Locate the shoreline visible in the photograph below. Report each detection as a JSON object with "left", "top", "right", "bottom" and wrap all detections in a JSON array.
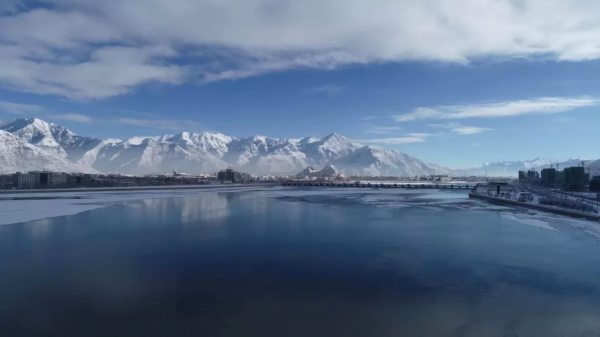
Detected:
[
  {"left": 469, "top": 192, "right": 600, "bottom": 222},
  {"left": 0, "top": 183, "right": 280, "bottom": 195}
]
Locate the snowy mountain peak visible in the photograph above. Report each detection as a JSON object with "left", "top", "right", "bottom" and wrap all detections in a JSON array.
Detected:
[
  {"left": 321, "top": 133, "right": 348, "bottom": 142},
  {"left": 0, "top": 130, "right": 96, "bottom": 173},
  {"left": 296, "top": 164, "right": 341, "bottom": 178},
  {"left": 0, "top": 118, "right": 68, "bottom": 157},
  {"left": 250, "top": 135, "right": 268, "bottom": 142},
  {"left": 299, "top": 136, "right": 319, "bottom": 145},
  {"left": 1, "top": 117, "right": 50, "bottom": 132}
]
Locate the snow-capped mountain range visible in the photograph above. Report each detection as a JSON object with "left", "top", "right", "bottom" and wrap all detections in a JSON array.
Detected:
[
  {"left": 297, "top": 165, "right": 341, "bottom": 178},
  {"left": 0, "top": 118, "right": 450, "bottom": 176},
  {"left": 455, "top": 158, "right": 597, "bottom": 177},
  {"left": 0, "top": 118, "right": 595, "bottom": 177}
]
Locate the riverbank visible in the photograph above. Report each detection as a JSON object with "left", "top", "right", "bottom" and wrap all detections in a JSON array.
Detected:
[
  {"left": 469, "top": 192, "right": 600, "bottom": 222},
  {"left": 0, "top": 183, "right": 279, "bottom": 195}
]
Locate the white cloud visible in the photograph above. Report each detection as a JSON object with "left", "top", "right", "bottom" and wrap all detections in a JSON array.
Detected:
[
  {"left": 395, "top": 108, "right": 441, "bottom": 122},
  {"left": 3, "top": 1, "right": 600, "bottom": 98},
  {"left": 364, "top": 125, "right": 402, "bottom": 135},
  {"left": 406, "top": 132, "right": 434, "bottom": 138},
  {"left": 0, "top": 100, "right": 44, "bottom": 115},
  {"left": 0, "top": 45, "right": 184, "bottom": 100},
  {"left": 451, "top": 126, "right": 491, "bottom": 135},
  {"left": 397, "top": 97, "right": 598, "bottom": 122},
  {"left": 425, "top": 122, "right": 490, "bottom": 136},
  {"left": 115, "top": 117, "right": 199, "bottom": 131},
  {"left": 50, "top": 113, "right": 94, "bottom": 123},
  {"left": 441, "top": 97, "right": 598, "bottom": 119},
  {"left": 428, "top": 122, "right": 462, "bottom": 129},
  {"left": 361, "top": 137, "right": 425, "bottom": 145}
]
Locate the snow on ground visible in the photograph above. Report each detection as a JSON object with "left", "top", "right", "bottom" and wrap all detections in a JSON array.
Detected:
[{"left": 500, "top": 213, "right": 558, "bottom": 232}]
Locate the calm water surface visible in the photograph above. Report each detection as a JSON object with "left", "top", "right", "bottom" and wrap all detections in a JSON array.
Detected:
[{"left": 1, "top": 188, "right": 600, "bottom": 337}]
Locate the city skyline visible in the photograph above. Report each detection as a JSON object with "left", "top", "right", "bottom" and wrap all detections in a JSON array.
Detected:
[{"left": 1, "top": 1, "right": 600, "bottom": 167}]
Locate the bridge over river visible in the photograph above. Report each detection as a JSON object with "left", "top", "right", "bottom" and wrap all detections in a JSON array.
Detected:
[{"left": 281, "top": 182, "right": 473, "bottom": 189}]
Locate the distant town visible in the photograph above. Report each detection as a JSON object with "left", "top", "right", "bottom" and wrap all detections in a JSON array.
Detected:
[
  {"left": 0, "top": 168, "right": 266, "bottom": 190},
  {"left": 468, "top": 162, "right": 600, "bottom": 221},
  {"left": 2, "top": 161, "right": 598, "bottom": 192},
  {"left": 0, "top": 167, "right": 500, "bottom": 191},
  {"left": 518, "top": 162, "right": 600, "bottom": 192}
]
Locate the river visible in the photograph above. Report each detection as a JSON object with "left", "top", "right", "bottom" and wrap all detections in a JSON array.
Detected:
[{"left": 1, "top": 187, "right": 599, "bottom": 336}]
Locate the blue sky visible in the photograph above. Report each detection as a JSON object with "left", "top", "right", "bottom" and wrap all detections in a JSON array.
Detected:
[{"left": 1, "top": 0, "right": 600, "bottom": 167}]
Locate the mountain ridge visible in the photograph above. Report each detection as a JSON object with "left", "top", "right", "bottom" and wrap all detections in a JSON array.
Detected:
[
  {"left": 0, "top": 118, "right": 593, "bottom": 177},
  {"left": 0, "top": 118, "right": 451, "bottom": 176}
]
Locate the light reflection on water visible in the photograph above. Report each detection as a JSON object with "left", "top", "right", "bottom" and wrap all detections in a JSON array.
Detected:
[{"left": 0, "top": 190, "right": 600, "bottom": 337}]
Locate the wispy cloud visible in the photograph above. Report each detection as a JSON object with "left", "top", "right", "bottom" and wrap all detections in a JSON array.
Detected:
[
  {"left": 442, "top": 97, "right": 598, "bottom": 119},
  {"left": 427, "top": 122, "right": 490, "bottom": 136},
  {"left": 361, "top": 137, "right": 426, "bottom": 145},
  {"left": 115, "top": 117, "right": 200, "bottom": 131},
  {"left": 305, "top": 84, "right": 346, "bottom": 95},
  {"left": 395, "top": 108, "right": 441, "bottom": 122},
  {"left": 406, "top": 132, "right": 434, "bottom": 138},
  {"left": 364, "top": 125, "right": 402, "bottom": 135},
  {"left": 396, "top": 97, "right": 598, "bottom": 122},
  {"left": 451, "top": 126, "right": 491, "bottom": 135},
  {"left": 428, "top": 122, "right": 462, "bottom": 129},
  {"left": 0, "top": 100, "right": 44, "bottom": 115},
  {"left": 50, "top": 113, "right": 94, "bottom": 123},
  {"left": 359, "top": 116, "right": 381, "bottom": 121}
]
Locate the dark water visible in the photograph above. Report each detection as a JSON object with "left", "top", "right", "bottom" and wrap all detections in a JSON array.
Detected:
[{"left": 1, "top": 189, "right": 600, "bottom": 337}]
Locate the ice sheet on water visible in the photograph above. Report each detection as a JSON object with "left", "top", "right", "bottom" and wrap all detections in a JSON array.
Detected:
[
  {"left": 0, "top": 186, "right": 272, "bottom": 225},
  {"left": 519, "top": 212, "right": 600, "bottom": 241},
  {"left": 497, "top": 209, "right": 600, "bottom": 241},
  {"left": 500, "top": 213, "right": 558, "bottom": 232}
]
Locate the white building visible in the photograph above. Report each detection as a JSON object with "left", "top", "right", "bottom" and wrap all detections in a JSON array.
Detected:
[
  {"left": 15, "top": 172, "right": 69, "bottom": 189},
  {"left": 47, "top": 172, "right": 68, "bottom": 187},
  {"left": 16, "top": 172, "right": 40, "bottom": 189}
]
